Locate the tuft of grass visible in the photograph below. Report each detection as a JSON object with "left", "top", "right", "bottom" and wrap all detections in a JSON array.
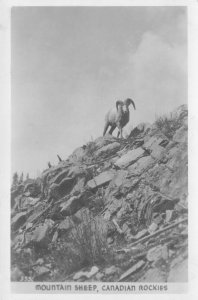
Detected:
[
  {"left": 50, "top": 209, "right": 113, "bottom": 280},
  {"left": 85, "top": 141, "right": 97, "bottom": 158},
  {"left": 155, "top": 113, "right": 183, "bottom": 139}
]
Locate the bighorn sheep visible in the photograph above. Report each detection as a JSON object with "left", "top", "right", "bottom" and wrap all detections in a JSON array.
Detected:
[{"left": 103, "top": 98, "right": 136, "bottom": 138}]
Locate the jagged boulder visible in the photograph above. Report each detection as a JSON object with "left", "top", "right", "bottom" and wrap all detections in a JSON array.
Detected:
[
  {"left": 114, "top": 147, "right": 147, "bottom": 169},
  {"left": 49, "top": 177, "right": 76, "bottom": 200},
  {"left": 105, "top": 170, "right": 128, "bottom": 199},
  {"left": 143, "top": 134, "right": 169, "bottom": 159},
  {"left": 67, "top": 165, "right": 88, "bottom": 178},
  {"left": 33, "top": 266, "right": 51, "bottom": 281},
  {"left": 94, "top": 142, "right": 121, "bottom": 158},
  {"left": 46, "top": 164, "right": 90, "bottom": 201},
  {"left": 24, "top": 219, "right": 54, "bottom": 248},
  {"left": 58, "top": 189, "right": 93, "bottom": 216},
  {"left": 94, "top": 135, "right": 117, "bottom": 149},
  {"left": 11, "top": 212, "right": 27, "bottom": 231},
  {"left": 73, "top": 266, "right": 99, "bottom": 280},
  {"left": 87, "top": 170, "right": 116, "bottom": 190},
  {"left": 58, "top": 218, "right": 73, "bottom": 231},
  {"left": 49, "top": 169, "right": 70, "bottom": 185},
  {"left": 60, "top": 195, "right": 85, "bottom": 216},
  {"left": 128, "top": 156, "right": 155, "bottom": 176},
  {"left": 172, "top": 125, "right": 187, "bottom": 144}
]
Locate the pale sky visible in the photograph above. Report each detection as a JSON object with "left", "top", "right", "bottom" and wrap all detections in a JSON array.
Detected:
[{"left": 11, "top": 6, "right": 187, "bottom": 177}]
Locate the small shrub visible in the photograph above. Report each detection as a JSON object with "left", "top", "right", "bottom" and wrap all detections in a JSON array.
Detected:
[
  {"left": 85, "top": 141, "right": 97, "bottom": 157},
  {"left": 83, "top": 136, "right": 98, "bottom": 160},
  {"left": 70, "top": 213, "right": 107, "bottom": 263},
  {"left": 50, "top": 209, "right": 112, "bottom": 279},
  {"left": 155, "top": 113, "right": 183, "bottom": 139}
]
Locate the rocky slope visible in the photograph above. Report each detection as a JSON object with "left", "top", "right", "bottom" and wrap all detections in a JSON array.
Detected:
[{"left": 11, "top": 105, "right": 188, "bottom": 282}]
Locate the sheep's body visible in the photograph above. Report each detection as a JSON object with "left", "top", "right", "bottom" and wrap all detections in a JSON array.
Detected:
[{"left": 103, "top": 98, "right": 136, "bottom": 138}]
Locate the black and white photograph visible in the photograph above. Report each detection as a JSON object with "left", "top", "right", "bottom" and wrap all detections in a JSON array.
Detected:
[{"left": 8, "top": 3, "right": 190, "bottom": 293}]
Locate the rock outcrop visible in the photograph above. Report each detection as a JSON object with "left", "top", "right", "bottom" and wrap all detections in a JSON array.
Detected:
[{"left": 11, "top": 105, "right": 188, "bottom": 282}]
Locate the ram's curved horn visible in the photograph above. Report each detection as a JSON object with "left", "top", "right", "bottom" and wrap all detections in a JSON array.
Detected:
[
  {"left": 124, "top": 98, "right": 136, "bottom": 110},
  {"left": 116, "top": 100, "right": 124, "bottom": 111}
]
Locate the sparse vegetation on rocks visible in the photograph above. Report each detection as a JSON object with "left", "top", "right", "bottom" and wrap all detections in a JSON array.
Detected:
[{"left": 155, "top": 106, "right": 187, "bottom": 139}]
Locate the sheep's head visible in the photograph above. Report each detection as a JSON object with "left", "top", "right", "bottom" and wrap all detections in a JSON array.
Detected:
[{"left": 124, "top": 98, "right": 136, "bottom": 110}]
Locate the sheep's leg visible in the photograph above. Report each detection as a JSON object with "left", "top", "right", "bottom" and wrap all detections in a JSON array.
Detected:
[
  {"left": 103, "top": 122, "right": 109, "bottom": 136},
  {"left": 109, "top": 124, "right": 116, "bottom": 135},
  {"left": 117, "top": 124, "right": 123, "bottom": 138}
]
